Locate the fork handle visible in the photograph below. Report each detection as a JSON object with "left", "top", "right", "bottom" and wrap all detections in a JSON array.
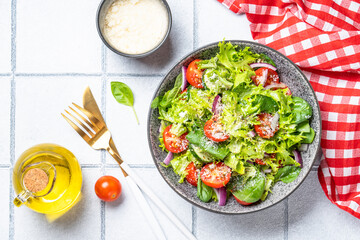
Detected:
[
  {"left": 121, "top": 163, "right": 197, "bottom": 240},
  {"left": 125, "top": 175, "right": 167, "bottom": 240}
]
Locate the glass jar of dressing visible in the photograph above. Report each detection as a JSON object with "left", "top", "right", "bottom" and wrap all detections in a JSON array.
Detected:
[{"left": 13, "top": 144, "right": 82, "bottom": 222}]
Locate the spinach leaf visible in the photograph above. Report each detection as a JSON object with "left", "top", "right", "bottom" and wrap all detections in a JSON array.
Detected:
[
  {"left": 197, "top": 176, "right": 214, "bottom": 202},
  {"left": 229, "top": 169, "right": 265, "bottom": 203},
  {"left": 186, "top": 129, "right": 229, "bottom": 160},
  {"left": 159, "top": 73, "right": 183, "bottom": 108},
  {"left": 301, "top": 128, "right": 315, "bottom": 144},
  {"left": 297, "top": 120, "right": 310, "bottom": 133},
  {"left": 254, "top": 95, "right": 279, "bottom": 113},
  {"left": 111, "top": 81, "right": 139, "bottom": 124},
  {"left": 291, "top": 97, "right": 312, "bottom": 124},
  {"left": 151, "top": 96, "right": 162, "bottom": 109},
  {"left": 274, "top": 166, "right": 301, "bottom": 183}
]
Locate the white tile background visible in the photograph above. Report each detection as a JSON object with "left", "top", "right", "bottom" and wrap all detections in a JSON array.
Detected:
[{"left": 1, "top": 0, "right": 360, "bottom": 239}]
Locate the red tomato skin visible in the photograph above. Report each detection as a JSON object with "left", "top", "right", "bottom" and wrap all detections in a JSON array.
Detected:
[
  {"left": 200, "top": 162, "right": 232, "bottom": 188},
  {"left": 95, "top": 176, "right": 122, "bottom": 202},
  {"left": 255, "top": 159, "right": 266, "bottom": 165},
  {"left": 186, "top": 59, "right": 204, "bottom": 89},
  {"left": 204, "top": 117, "right": 229, "bottom": 142},
  {"left": 254, "top": 113, "right": 279, "bottom": 139},
  {"left": 185, "top": 162, "right": 199, "bottom": 187},
  {"left": 252, "top": 67, "right": 279, "bottom": 87},
  {"left": 233, "top": 194, "right": 253, "bottom": 205},
  {"left": 163, "top": 125, "right": 189, "bottom": 153}
]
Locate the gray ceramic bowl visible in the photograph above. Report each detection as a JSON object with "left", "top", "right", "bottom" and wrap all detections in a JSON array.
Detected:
[
  {"left": 96, "top": 0, "right": 172, "bottom": 58},
  {"left": 148, "top": 40, "right": 322, "bottom": 214}
]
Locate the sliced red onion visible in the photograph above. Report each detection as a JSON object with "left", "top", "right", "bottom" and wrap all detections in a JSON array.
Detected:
[
  {"left": 213, "top": 187, "right": 227, "bottom": 206},
  {"left": 249, "top": 62, "right": 277, "bottom": 71},
  {"left": 246, "top": 160, "right": 254, "bottom": 165},
  {"left": 264, "top": 83, "right": 287, "bottom": 90},
  {"left": 248, "top": 130, "right": 256, "bottom": 138},
  {"left": 264, "top": 152, "right": 271, "bottom": 158},
  {"left": 212, "top": 95, "right": 222, "bottom": 115},
  {"left": 299, "top": 144, "right": 309, "bottom": 152},
  {"left": 270, "top": 112, "right": 279, "bottom": 131},
  {"left": 293, "top": 150, "right": 303, "bottom": 167},
  {"left": 181, "top": 66, "right": 188, "bottom": 91},
  {"left": 263, "top": 169, "right": 272, "bottom": 174},
  {"left": 258, "top": 68, "right": 268, "bottom": 86},
  {"left": 163, "top": 151, "right": 173, "bottom": 165}
]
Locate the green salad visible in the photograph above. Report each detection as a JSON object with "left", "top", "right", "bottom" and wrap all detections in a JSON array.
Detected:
[{"left": 151, "top": 41, "right": 315, "bottom": 206}]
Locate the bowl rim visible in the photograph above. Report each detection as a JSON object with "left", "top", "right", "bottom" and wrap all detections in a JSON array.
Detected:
[
  {"left": 96, "top": 0, "right": 172, "bottom": 58},
  {"left": 147, "top": 40, "right": 322, "bottom": 214}
]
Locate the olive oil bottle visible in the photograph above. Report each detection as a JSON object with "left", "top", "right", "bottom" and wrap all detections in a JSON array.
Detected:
[{"left": 13, "top": 144, "right": 82, "bottom": 221}]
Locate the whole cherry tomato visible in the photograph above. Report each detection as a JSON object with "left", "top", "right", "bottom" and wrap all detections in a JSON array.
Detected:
[{"left": 95, "top": 176, "right": 122, "bottom": 202}]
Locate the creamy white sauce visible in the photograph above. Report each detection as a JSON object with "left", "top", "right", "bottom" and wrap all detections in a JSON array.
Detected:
[{"left": 104, "top": 0, "right": 169, "bottom": 54}]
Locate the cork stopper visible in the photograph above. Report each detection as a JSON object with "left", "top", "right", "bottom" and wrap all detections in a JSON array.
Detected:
[{"left": 23, "top": 168, "right": 49, "bottom": 193}]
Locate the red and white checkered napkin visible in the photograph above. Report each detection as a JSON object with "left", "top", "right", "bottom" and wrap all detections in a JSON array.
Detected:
[{"left": 218, "top": 0, "right": 360, "bottom": 218}]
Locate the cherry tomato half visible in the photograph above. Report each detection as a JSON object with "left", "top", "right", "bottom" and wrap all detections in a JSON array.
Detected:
[
  {"left": 252, "top": 67, "right": 279, "bottom": 87},
  {"left": 200, "top": 162, "right": 232, "bottom": 188},
  {"left": 255, "top": 159, "right": 267, "bottom": 165},
  {"left": 163, "top": 125, "right": 189, "bottom": 153},
  {"left": 186, "top": 59, "right": 204, "bottom": 89},
  {"left": 204, "top": 116, "right": 229, "bottom": 142},
  {"left": 233, "top": 194, "right": 253, "bottom": 206},
  {"left": 254, "top": 113, "right": 279, "bottom": 139},
  {"left": 185, "top": 162, "right": 199, "bottom": 187},
  {"left": 95, "top": 176, "right": 122, "bottom": 202}
]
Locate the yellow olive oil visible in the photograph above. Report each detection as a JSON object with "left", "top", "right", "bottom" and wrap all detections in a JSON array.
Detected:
[{"left": 13, "top": 144, "right": 82, "bottom": 217}]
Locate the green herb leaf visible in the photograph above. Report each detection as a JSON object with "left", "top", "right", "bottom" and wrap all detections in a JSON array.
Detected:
[
  {"left": 111, "top": 81, "right": 139, "bottom": 124},
  {"left": 197, "top": 176, "right": 214, "bottom": 202},
  {"left": 291, "top": 96, "right": 312, "bottom": 124},
  {"left": 186, "top": 129, "right": 229, "bottom": 160},
  {"left": 228, "top": 168, "right": 265, "bottom": 203},
  {"left": 274, "top": 166, "right": 301, "bottom": 183}
]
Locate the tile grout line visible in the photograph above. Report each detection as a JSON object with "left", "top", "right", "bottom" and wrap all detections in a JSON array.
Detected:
[
  {"left": 9, "top": 0, "right": 17, "bottom": 239},
  {"left": 284, "top": 198, "right": 288, "bottom": 240},
  {"left": 193, "top": 0, "right": 198, "bottom": 50},
  {"left": 14, "top": 73, "right": 165, "bottom": 77},
  {"left": 100, "top": 44, "right": 107, "bottom": 240},
  {"left": 191, "top": 206, "right": 197, "bottom": 237}
]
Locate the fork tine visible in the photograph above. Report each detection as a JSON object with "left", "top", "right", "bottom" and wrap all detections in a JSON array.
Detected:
[
  {"left": 72, "top": 103, "right": 106, "bottom": 129},
  {"left": 69, "top": 106, "right": 99, "bottom": 132},
  {"left": 65, "top": 109, "right": 95, "bottom": 137},
  {"left": 61, "top": 113, "right": 91, "bottom": 142}
]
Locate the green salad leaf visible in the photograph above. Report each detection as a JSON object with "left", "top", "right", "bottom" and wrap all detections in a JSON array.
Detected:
[
  {"left": 197, "top": 176, "right": 216, "bottom": 203},
  {"left": 186, "top": 129, "right": 229, "bottom": 160},
  {"left": 228, "top": 167, "right": 265, "bottom": 203},
  {"left": 274, "top": 166, "right": 301, "bottom": 183}
]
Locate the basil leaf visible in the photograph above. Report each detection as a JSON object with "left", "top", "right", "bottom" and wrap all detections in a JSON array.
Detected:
[
  {"left": 229, "top": 169, "right": 265, "bottom": 203},
  {"left": 111, "top": 81, "right": 139, "bottom": 124},
  {"left": 274, "top": 166, "right": 301, "bottom": 183},
  {"left": 159, "top": 73, "right": 183, "bottom": 108},
  {"left": 291, "top": 97, "right": 312, "bottom": 124},
  {"left": 197, "top": 176, "right": 214, "bottom": 202},
  {"left": 186, "top": 129, "right": 229, "bottom": 160}
]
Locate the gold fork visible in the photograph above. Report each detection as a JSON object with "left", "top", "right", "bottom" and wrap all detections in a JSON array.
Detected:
[
  {"left": 61, "top": 103, "right": 166, "bottom": 240},
  {"left": 62, "top": 103, "right": 197, "bottom": 240}
]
